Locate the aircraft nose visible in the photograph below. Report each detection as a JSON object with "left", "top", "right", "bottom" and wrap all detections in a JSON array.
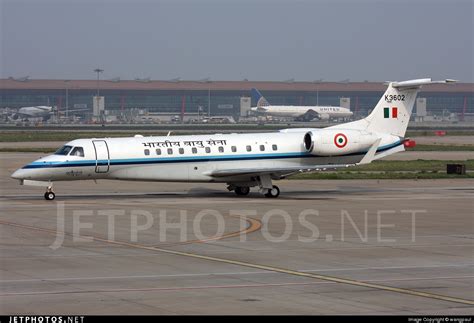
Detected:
[{"left": 11, "top": 168, "right": 27, "bottom": 180}]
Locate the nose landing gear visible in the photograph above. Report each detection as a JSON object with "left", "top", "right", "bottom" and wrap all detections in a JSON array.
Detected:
[{"left": 44, "top": 185, "right": 55, "bottom": 200}]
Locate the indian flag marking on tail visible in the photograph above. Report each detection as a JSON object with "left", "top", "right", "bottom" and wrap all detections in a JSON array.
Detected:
[
  {"left": 384, "top": 107, "right": 398, "bottom": 118},
  {"left": 392, "top": 107, "right": 398, "bottom": 118}
]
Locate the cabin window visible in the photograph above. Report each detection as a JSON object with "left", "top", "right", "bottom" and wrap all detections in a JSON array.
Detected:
[
  {"left": 231, "top": 146, "right": 237, "bottom": 152},
  {"left": 218, "top": 146, "right": 224, "bottom": 153},
  {"left": 167, "top": 148, "right": 173, "bottom": 155},
  {"left": 156, "top": 148, "right": 161, "bottom": 155},
  {"left": 192, "top": 147, "right": 197, "bottom": 154},
  {"left": 205, "top": 147, "right": 211, "bottom": 153},
  {"left": 70, "top": 147, "right": 85, "bottom": 157},
  {"left": 246, "top": 145, "right": 252, "bottom": 152},
  {"left": 272, "top": 144, "right": 278, "bottom": 151},
  {"left": 54, "top": 145, "right": 73, "bottom": 155},
  {"left": 144, "top": 149, "right": 150, "bottom": 156},
  {"left": 179, "top": 148, "right": 184, "bottom": 154},
  {"left": 259, "top": 145, "right": 265, "bottom": 151}
]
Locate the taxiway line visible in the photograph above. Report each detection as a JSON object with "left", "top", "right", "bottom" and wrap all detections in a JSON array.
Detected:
[
  {"left": 1, "top": 219, "right": 473, "bottom": 306},
  {"left": 0, "top": 281, "right": 331, "bottom": 297}
]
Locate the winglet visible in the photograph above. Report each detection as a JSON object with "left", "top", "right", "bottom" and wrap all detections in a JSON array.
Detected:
[{"left": 357, "top": 138, "right": 381, "bottom": 165}]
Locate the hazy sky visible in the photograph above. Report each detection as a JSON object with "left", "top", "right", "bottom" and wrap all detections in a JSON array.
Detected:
[{"left": 1, "top": 0, "right": 473, "bottom": 82}]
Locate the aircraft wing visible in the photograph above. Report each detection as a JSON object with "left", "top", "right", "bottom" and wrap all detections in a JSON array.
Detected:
[
  {"left": 35, "top": 106, "right": 53, "bottom": 112},
  {"left": 58, "top": 108, "right": 89, "bottom": 114},
  {"left": 16, "top": 111, "right": 36, "bottom": 118},
  {"left": 207, "top": 163, "right": 354, "bottom": 178},
  {"left": 207, "top": 139, "right": 380, "bottom": 178}
]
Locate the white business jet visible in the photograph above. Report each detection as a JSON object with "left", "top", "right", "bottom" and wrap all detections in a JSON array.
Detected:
[{"left": 12, "top": 78, "right": 456, "bottom": 200}]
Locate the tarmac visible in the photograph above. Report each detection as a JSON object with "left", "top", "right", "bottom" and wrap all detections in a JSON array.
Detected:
[{"left": 0, "top": 153, "right": 473, "bottom": 314}]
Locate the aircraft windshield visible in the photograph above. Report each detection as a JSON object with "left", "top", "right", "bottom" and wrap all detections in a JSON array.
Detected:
[
  {"left": 70, "top": 147, "right": 85, "bottom": 157},
  {"left": 54, "top": 145, "right": 73, "bottom": 155}
]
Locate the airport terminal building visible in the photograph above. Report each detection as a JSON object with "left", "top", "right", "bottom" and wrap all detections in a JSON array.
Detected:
[{"left": 1, "top": 78, "right": 472, "bottom": 122}]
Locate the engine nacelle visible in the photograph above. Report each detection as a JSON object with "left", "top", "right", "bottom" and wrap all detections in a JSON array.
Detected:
[
  {"left": 318, "top": 113, "right": 330, "bottom": 120},
  {"left": 304, "top": 129, "right": 379, "bottom": 156}
]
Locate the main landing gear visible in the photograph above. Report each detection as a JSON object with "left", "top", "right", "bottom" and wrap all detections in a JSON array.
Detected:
[
  {"left": 44, "top": 185, "right": 55, "bottom": 200},
  {"left": 231, "top": 185, "right": 280, "bottom": 198},
  {"left": 227, "top": 174, "right": 281, "bottom": 198},
  {"left": 258, "top": 174, "right": 280, "bottom": 198},
  {"left": 235, "top": 186, "right": 250, "bottom": 196},
  {"left": 264, "top": 185, "right": 280, "bottom": 198}
]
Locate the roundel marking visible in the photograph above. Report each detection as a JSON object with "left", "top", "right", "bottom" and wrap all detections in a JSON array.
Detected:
[{"left": 334, "top": 133, "right": 348, "bottom": 148}]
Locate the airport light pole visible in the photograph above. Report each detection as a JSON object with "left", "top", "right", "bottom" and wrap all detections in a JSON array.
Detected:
[
  {"left": 94, "top": 68, "right": 104, "bottom": 97},
  {"left": 202, "top": 78, "right": 212, "bottom": 117},
  {"left": 64, "top": 80, "right": 70, "bottom": 119},
  {"left": 198, "top": 77, "right": 211, "bottom": 118},
  {"left": 208, "top": 87, "right": 211, "bottom": 117},
  {"left": 313, "top": 79, "right": 323, "bottom": 105},
  {"left": 94, "top": 68, "right": 104, "bottom": 123}
]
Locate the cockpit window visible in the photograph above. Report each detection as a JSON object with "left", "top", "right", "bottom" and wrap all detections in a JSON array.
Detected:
[
  {"left": 54, "top": 145, "right": 73, "bottom": 155},
  {"left": 70, "top": 147, "right": 85, "bottom": 157}
]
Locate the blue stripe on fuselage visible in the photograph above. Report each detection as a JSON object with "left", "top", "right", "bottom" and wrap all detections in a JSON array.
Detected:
[{"left": 22, "top": 140, "right": 403, "bottom": 169}]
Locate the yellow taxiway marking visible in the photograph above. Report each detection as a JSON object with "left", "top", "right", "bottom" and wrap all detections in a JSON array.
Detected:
[
  {"left": 1, "top": 220, "right": 473, "bottom": 306},
  {"left": 155, "top": 214, "right": 262, "bottom": 247}
]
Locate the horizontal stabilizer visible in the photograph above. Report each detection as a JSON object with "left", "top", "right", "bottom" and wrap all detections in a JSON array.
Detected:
[{"left": 390, "top": 78, "right": 458, "bottom": 89}]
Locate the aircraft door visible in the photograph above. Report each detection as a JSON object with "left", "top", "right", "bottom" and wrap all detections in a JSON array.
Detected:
[{"left": 93, "top": 140, "right": 110, "bottom": 173}]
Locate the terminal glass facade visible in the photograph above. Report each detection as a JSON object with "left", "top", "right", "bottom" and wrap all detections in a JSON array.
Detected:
[{"left": 1, "top": 88, "right": 472, "bottom": 119}]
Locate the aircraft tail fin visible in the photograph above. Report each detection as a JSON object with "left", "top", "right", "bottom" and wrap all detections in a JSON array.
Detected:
[
  {"left": 332, "top": 78, "right": 457, "bottom": 137},
  {"left": 251, "top": 88, "right": 270, "bottom": 108}
]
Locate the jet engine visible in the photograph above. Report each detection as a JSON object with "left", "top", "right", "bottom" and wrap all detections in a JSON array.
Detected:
[
  {"left": 303, "top": 129, "right": 378, "bottom": 156},
  {"left": 318, "top": 113, "right": 330, "bottom": 120}
]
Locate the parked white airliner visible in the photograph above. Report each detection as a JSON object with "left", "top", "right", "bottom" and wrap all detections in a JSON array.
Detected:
[
  {"left": 250, "top": 88, "right": 353, "bottom": 121},
  {"left": 9, "top": 105, "right": 88, "bottom": 122},
  {"left": 12, "top": 78, "right": 456, "bottom": 200},
  {"left": 12, "top": 106, "right": 54, "bottom": 121}
]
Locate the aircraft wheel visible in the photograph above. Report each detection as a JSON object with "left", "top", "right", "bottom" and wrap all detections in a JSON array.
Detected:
[
  {"left": 44, "top": 192, "right": 55, "bottom": 201},
  {"left": 264, "top": 185, "right": 280, "bottom": 198},
  {"left": 235, "top": 186, "right": 250, "bottom": 196}
]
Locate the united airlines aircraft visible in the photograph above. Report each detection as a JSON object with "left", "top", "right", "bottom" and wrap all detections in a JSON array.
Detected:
[
  {"left": 9, "top": 105, "right": 88, "bottom": 122},
  {"left": 250, "top": 88, "right": 353, "bottom": 121},
  {"left": 11, "top": 106, "right": 54, "bottom": 121},
  {"left": 11, "top": 78, "right": 456, "bottom": 200}
]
